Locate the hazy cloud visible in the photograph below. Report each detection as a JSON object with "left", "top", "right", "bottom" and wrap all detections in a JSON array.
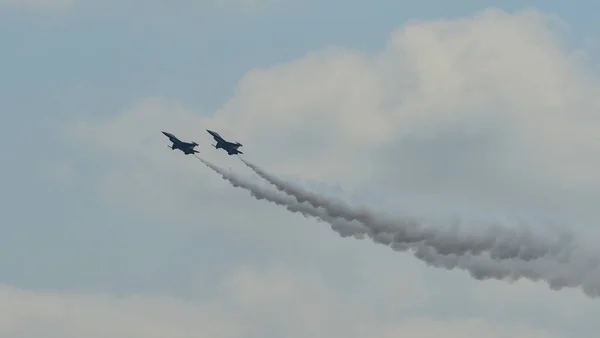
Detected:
[
  {"left": 56, "top": 7, "right": 600, "bottom": 337},
  {"left": 0, "top": 265, "right": 560, "bottom": 338},
  {"left": 69, "top": 8, "right": 600, "bottom": 219}
]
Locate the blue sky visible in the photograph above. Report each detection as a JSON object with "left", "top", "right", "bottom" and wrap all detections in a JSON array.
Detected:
[{"left": 3, "top": 1, "right": 600, "bottom": 337}]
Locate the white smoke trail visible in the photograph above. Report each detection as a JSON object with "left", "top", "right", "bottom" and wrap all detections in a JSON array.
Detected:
[
  {"left": 239, "top": 158, "right": 592, "bottom": 265},
  {"left": 195, "top": 156, "right": 600, "bottom": 298}
]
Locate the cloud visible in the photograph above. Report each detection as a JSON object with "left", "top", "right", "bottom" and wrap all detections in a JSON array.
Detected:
[
  {"left": 68, "top": 8, "right": 600, "bottom": 219},
  {"left": 65, "top": 2, "right": 600, "bottom": 283},
  {"left": 474, "top": 279, "right": 600, "bottom": 321},
  {"left": 58, "top": 6, "right": 600, "bottom": 335},
  {"left": 0, "top": 265, "right": 561, "bottom": 338},
  {"left": 0, "top": 282, "right": 247, "bottom": 338}
]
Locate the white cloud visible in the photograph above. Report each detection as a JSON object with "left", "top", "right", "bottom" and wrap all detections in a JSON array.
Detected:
[
  {"left": 69, "top": 8, "right": 600, "bottom": 218},
  {"left": 473, "top": 278, "right": 600, "bottom": 322},
  {"left": 61, "top": 5, "right": 600, "bottom": 253},
  {"left": 0, "top": 264, "right": 561, "bottom": 338},
  {"left": 59, "top": 6, "right": 600, "bottom": 336},
  {"left": 0, "top": 284, "right": 247, "bottom": 338}
]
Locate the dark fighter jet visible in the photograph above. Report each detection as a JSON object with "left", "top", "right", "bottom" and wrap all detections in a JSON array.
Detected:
[
  {"left": 162, "top": 131, "right": 199, "bottom": 155},
  {"left": 206, "top": 129, "right": 243, "bottom": 155}
]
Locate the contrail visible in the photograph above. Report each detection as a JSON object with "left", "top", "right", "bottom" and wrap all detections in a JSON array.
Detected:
[
  {"left": 195, "top": 155, "right": 600, "bottom": 298},
  {"left": 195, "top": 156, "right": 362, "bottom": 231},
  {"left": 239, "top": 158, "right": 590, "bottom": 264}
]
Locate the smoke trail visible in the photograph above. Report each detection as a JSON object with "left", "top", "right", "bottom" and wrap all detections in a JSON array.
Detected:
[
  {"left": 239, "top": 158, "right": 590, "bottom": 265},
  {"left": 195, "top": 156, "right": 600, "bottom": 298}
]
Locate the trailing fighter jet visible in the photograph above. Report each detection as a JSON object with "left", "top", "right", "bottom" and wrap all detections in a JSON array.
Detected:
[
  {"left": 206, "top": 129, "right": 243, "bottom": 155},
  {"left": 162, "top": 131, "right": 199, "bottom": 155}
]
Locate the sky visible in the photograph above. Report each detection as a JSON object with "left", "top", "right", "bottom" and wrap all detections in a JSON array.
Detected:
[{"left": 3, "top": 0, "right": 600, "bottom": 336}]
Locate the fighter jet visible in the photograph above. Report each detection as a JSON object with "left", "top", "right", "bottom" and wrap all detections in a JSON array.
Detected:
[
  {"left": 206, "top": 129, "right": 243, "bottom": 155},
  {"left": 162, "top": 131, "right": 199, "bottom": 155}
]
